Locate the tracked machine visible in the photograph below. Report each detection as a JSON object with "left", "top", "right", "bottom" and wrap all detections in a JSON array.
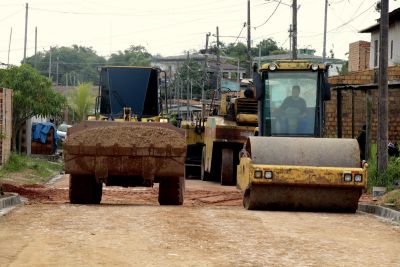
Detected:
[
  {"left": 64, "top": 66, "right": 186, "bottom": 205},
  {"left": 237, "top": 61, "right": 367, "bottom": 212}
]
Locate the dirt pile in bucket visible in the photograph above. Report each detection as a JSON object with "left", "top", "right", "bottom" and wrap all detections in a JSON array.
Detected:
[{"left": 66, "top": 125, "right": 186, "bottom": 147}]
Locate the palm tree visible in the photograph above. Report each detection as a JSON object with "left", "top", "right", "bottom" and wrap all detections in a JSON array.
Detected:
[{"left": 67, "top": 83, "right": 95, "bottom": 123}]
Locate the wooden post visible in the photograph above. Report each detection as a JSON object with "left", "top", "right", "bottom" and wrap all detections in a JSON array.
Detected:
[{"left": 337, "top": 89, "right": 342, "bottom": 138}]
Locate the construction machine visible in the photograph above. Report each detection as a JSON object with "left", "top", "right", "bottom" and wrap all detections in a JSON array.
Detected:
[
  {"left": 237, "top": 61, "right": 367, "bottom": 212},
  {"left": 64, "top": 66, "right": 186, "bottom": 205},
  {"left": 202, "top": 81, "right": 258, "bottom": 185}
]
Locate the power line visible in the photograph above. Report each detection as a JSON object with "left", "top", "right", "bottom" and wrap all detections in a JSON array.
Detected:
[
  {"left": 299, "top": 2, "right": 376, "bottom": 38},
  {"left": 0, "top": 8, "right": 23, "bottom": 22},
  {"left": 233, "top": 23, "right": 247, "bottom": 45},
  {"left": 254, "top": 0, "right": 282, "bottom": 30}
]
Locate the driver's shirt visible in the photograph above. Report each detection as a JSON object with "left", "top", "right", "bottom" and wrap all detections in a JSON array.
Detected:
[{"left": 280, "top": 96, "right": 307, "bottom": 115}]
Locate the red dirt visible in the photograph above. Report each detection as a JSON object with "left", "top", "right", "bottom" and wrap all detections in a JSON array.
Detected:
[
  {"left": 1, "top": 178, "right": 243, "bottom": 206},
  {"left": 67, "top": 125, "right": 186, "bottom": 147}
]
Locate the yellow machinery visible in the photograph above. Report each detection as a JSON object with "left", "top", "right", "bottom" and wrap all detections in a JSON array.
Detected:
[
  {"left": 236, "top": 61, "right": 367, "bottom": 212},
  {"left": 64, "top": 66, "right": 186, "bottom": 205},
  {"left": 202, "top": 81, "right": 258, "bottom": 185},
  {"left": 182, "top": 117, "right": 205, "bottom": 178}
]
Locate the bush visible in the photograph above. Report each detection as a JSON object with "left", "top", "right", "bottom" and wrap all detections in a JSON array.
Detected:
[{"left": 368, "top": 144, "right": 400, "bottom": 190}]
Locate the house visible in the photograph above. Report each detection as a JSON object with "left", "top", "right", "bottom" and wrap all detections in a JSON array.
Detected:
[
  {"left": 360, "top": 7, "right": 400, "bottom": 69},
  {"left": 324, "top": 8, "right": 400, "bottom": 147},
  {"left": 151, "top": 54, "right": 246, "bottom": 81}
]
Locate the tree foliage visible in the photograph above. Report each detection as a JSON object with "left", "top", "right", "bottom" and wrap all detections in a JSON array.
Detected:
[
  {"left": 108, "top": 45, "right": 152, "bottom": 67},
  {"left": 67, "top": 82, "right": 95, "bottom": 123},
  {"left": 25, "top": 45, "right": 107, "bottom": 86},
  {"left": 0, "top": 64, "right": 66, "bottom": 150},
  {"left": 168, "top": 59, "right": 203, "bottom": 101}
]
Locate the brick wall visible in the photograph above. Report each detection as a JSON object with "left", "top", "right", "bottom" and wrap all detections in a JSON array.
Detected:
[
  {"left": 0, "top": 88, "right": 13, "bottom": 166},
  {"left": 326, "top": 66, "right": 400, "bottom": 143},
  {"left": 348, "top": 41, "right": 370, "bottom": 72}
]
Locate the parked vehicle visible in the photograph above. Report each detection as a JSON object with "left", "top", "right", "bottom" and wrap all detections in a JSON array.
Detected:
[{"left": 57, "top": 124, "right": 72, "bottom": 142}]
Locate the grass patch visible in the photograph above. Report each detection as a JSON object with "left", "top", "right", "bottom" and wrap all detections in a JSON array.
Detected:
[
  {"left": 378, "top": 189, "right": 400, "bottom": 210},
  {"left": 367, "top": 144, "right": 400, "bottom": 191},
  {"left": 0, "top": 153, "right": 63, "bottom": 185}
]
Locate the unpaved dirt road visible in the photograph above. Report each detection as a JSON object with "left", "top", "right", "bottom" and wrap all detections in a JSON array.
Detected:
[{"left": 0, "top": 176, "right": 399, "bottom": 267}]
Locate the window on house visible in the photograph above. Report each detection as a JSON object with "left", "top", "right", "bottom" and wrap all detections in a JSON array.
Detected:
[
  {"left": 391, "top": 40, "right": 393, "bottom": 59},
  {"left": 374, "top": 40, "right": 379, "bottom": 67}
]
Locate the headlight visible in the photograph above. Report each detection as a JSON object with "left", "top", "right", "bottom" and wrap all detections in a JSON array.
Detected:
[
  {"left": 343, "top": 173, "right": 352, "bottom": 182},
  {"left": 254, "top": 170, "right": 263, "bottom": 179},
  {"left": 311, "top": 64, "right": 319, "bottom": 71},
  {"left": 269, "top": 64, "right": 276, "bottom": 71},
  {"left": 354, "top": 174, "right": 363, "bottom": 182},
  {"left": 264, "top": 171, "right": 273, "bottom": 179},
  {"left": 160, "top": 118, "right": 169, "bottom": 123}
]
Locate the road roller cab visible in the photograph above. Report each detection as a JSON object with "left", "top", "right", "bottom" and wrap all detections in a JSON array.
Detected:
[{"left": 237, "top": 61, "right": 368, "bottom": 212}]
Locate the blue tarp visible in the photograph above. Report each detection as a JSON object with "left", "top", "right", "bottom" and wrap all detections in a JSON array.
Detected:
[{"left": 32, "top": 122, "right": 59, "bottom": 151}]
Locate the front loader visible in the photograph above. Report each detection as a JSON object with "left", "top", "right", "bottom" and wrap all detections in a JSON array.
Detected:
[{"left": 64, "top": 66, "right": 186, "bottom": 205}]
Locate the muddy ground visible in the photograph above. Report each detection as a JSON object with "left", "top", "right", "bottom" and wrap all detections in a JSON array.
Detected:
[{"left": 0, "top": 176, "right": 399, "bottom": 266}]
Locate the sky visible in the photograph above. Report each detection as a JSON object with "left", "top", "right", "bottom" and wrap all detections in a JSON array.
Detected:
[{"left": 1, "top": 0, "right": 400, "bottom": 66}]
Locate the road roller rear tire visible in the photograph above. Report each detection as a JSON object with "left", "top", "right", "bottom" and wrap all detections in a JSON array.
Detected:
[
  {"left": 200, "top": 146, "right": 210, "bottom": 181},
  {"left": 158, "top": 176, "right": 184, "bottom": 205},
  {"left": 243, "top": 188, "right": 253, "bottom": 210},
  {"left": 221, "top": 149, "right": 234, "bottom": 185}
]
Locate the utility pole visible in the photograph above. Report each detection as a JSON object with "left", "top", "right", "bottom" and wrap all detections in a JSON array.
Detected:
[
  {"left": 186, "top": 52, "right": 190, "bottom": 121},
  {"left": 48, "top": 47, "right": 52, "bottom": 80},
  {"left": 377, "top": 0, "right": 389, "bottom": 177},
  {"left": 216, "top": 26, "right": 221, "bottom": 100},
  {"left": 247, "top": 0, "right": 252, "bottom": 76},
  {"left": 56, "top": 57, "right": 59, "bottom": 85},
  {"left": 288, "top": 25, "right": 292, "bottom": 54},
  {"left": 23, "top": 3, "right": 28, "bottom": 63},
  {"left": 258, "top": 45, "right": 261, "bottom": 69},
  {"left": 34, "top": 27, "right": 38, "bottom": 68},
  {"left": 322, "top": 0, "right": 328, "bottom": 62},
  {"left": 292, "top": 0, "right": 297, "bottom": 60},
  {"left": 7, "top": 28, "right": 12, "bottom": 68},
  {"left": 202, "top": 32, "right": 211, "bottom": 120}
]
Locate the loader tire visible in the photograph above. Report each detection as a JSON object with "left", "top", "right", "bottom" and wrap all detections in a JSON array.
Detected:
[
  {"left": 158, "top": 176, "right": 184, "bottom": 205},
  {"left": 69, "top": 174, "right": 103, "bottom": 204}
]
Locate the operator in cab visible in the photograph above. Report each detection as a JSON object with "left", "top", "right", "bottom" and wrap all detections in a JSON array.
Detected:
[{"left": 277, "top": 85, "right": 307, "bottom": 134}]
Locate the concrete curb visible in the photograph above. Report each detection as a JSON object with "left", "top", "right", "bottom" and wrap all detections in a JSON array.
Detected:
[
  {"left": 0, "top": 193, "right": 22, "bottom": 210},
  {"left": 358, "top": 203, "right": 400, "bottom": 224}
]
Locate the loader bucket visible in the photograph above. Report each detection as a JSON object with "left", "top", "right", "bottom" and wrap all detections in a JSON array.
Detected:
[
  {"left": 64, "top": 121, "right": 187, "bottom": 180},
  {"left": 240, "top": 137, "right": 366, "bottom": 212}
]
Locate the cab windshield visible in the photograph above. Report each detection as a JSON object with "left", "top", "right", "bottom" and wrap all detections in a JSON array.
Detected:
[{"left": 264, "top": 71, "right": 318, "bottom": 136}]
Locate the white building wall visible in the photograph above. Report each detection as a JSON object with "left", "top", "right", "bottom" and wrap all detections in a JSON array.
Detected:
[
  {"left": 391, "top": 21, "right": 400, "bottom": 65},
  {"left": 369, "top": 21, "right": 400, "bottom": 69}
]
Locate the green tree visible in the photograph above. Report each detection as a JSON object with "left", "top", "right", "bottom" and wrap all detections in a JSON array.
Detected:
[
  {"left": 251, "top": 38, "right": 281, "bottom": 56},
  {"left": 0, "top": 65, "right": 66, "bottom": 151},
  {"left": 172, "top": 59, "right": 203, "bottom": 99},
  {"left": 67, "top": 83, "right": 95, "bottom": 123},
  {"left": 25, "top": 45, "right": 107, "bottom": 85},
  {"left": 108, "top": 45, "right": 152, "bottom": 66}
]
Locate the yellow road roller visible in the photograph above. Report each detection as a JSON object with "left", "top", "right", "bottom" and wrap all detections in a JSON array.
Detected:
[{"left": 236, "top": 61, "right": 367, "bottom": 212}]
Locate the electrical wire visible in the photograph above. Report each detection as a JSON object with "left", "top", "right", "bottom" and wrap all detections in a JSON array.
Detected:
[
  {"left": 232, "top": 23, "right": 247, "bottom": 45},
  {"left": 0, "top": 8, "right": 23, "bottom": 23},
  {"left": 254, "top": 0, "right": 282, "bottom": 30},
  {"left": 299, "top": 1, "right": 376, "bottom": 38}
]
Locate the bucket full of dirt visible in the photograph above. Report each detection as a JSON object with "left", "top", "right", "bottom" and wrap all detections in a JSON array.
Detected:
[{"left": 64, "top": 121, "right": 187, "bottom": 178}]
